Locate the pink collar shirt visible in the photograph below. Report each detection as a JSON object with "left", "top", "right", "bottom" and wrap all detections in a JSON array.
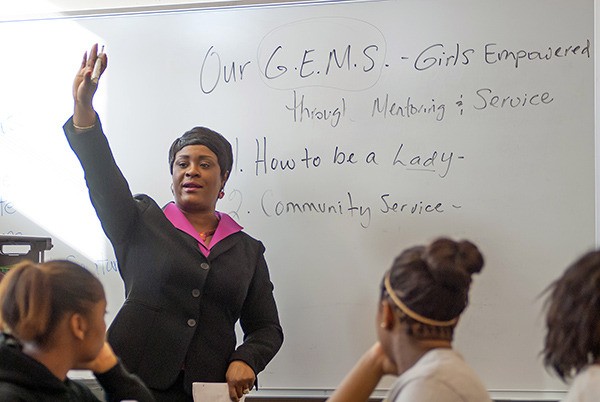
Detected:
[{"left": 163, "top": 202, "right": 243, "bottom": 257}]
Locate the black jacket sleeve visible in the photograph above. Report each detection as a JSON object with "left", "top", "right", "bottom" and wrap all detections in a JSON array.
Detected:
[
  {"left": 63, "top": 115, "right": 140, "bottom": 247},
  {"left": 230, "top": 242, "right": 283, "bottom": 376},
  {"left": 95, "top": 360, "right": 155, "bottom": 402}
]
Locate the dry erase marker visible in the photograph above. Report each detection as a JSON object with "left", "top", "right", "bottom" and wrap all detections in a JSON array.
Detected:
[{"left": 91, "top": 45, "right": 104, "bottom": 83}]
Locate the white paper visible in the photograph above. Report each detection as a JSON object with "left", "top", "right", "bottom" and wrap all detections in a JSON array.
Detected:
[{"left": 192, "top": 382, "right": 247, "bottom": 402}]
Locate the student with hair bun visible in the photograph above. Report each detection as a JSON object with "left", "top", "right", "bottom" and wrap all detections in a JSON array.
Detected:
[
  {"left": 327, "top": 237, "right": 492, "bottom": 402},
  {"left": 543, "top": 250, "right": 600, "bottom": 401},
  {"left": 0, "top": 260, "right": 155, "bottom": 402}
]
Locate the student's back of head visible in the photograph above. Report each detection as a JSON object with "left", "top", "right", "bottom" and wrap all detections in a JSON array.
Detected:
[
  {"left": 382, "top": 237, "right": 484, "bottom": 341},
  {"left": 543, "top": 250, "right": 600, "bottom": 389},
  {"left": 0, "top": 259, "right": 104, "bottom": 347}
]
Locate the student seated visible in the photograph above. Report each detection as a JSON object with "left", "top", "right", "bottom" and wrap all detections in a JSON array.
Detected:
[
  {"left": 543, "top": 249, "right": 600, "bottom": 402},
  {"left": 327, "top": 238, "right": 492, "bottom": 402},
  {"left": 0, "top": 260, "right": 155, "bottom": 402}
]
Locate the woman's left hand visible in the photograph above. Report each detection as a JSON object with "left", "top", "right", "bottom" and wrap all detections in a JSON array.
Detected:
[{"left": 226, "top": 360, "right": 256, "bottom": 401}]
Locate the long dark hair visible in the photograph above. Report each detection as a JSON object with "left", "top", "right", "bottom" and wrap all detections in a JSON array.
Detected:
[
  {"left": 543, "top": 250, "right": 600, "bottom": 381},
  {"left": 0, "top": 260, "right": 105, "bottom": 346},
  {"left": 382, "top": 237, "right": 484, "bottom": 341}
]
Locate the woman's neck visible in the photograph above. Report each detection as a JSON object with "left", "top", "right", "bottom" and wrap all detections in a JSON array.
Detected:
[
  {"left": 181, "top": 208, "right": 219, "bottom": 233},
  {"left": 22, "top": 343, "right": 72, "bottom": 381},
  {"left": 392, "top": 337, "right": 452, "bottom": 376}
]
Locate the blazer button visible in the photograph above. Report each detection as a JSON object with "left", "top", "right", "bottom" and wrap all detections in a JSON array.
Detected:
[
  {"left": 200, "top": 262, "right": 209, "bottom": 270},
  {"left": 192, "top": 289, "right": 201, "bottom": 298},
  {"left": 187, "top": 319, "right": 197, "bottom": 327}
]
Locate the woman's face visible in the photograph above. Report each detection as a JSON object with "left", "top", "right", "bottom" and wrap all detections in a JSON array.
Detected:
[{"left": 171, "top": 145, "right": 226, "bottom": 213}]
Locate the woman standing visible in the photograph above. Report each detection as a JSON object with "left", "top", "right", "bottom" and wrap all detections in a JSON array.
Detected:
[
  {"left": 0, "top": 260, "right": 154, "bottom": 402},
  {"left": 327, "top": 238, "right": 492, "bottom": 402},
  {"left": 64, "top": 44, "right": 283, "bottom": 402},
  {"left": 543, "top": 250, "right": 600, "bottom": 401}
]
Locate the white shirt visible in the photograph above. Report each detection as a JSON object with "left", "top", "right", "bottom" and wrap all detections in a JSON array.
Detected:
[
  {"left": 563, "top": 365, "right": 600, "bottom": 402},
  {"left": 385, "top": 348, "right": 492, "bottom": 402}
]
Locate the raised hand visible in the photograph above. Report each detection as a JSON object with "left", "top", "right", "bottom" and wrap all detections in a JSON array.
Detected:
[{"left": 72, "top": 43, "right": 108, "bottom": 129}]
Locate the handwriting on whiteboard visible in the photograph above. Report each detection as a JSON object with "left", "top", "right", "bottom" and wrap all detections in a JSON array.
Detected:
[{"left": 199, "top": 17, "right": 590, "bottom": 94}]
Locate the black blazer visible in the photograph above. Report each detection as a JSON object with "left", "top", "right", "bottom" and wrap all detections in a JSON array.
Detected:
[{"left": 64, "top": 117, "right": 283, "bottom": 393}]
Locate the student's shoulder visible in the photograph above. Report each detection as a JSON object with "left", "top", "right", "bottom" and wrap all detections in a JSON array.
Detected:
[
  {"left": 564, "top": 364, "right": 600, "bottom": 402},
  {"left": 393, "top": 350, "right": 491, "bottom": 402},
  {"left": 395, "top": 377, "right": 462, "bottom": 402},
  {"left": 397, "top": 377, "right": 491, "bottom": 402},
  {"left": 0, "top": 382, "right": 42, "bottom": 402}
]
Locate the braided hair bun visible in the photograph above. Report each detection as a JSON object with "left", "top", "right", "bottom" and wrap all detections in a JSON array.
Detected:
[
  {"left": 387, "top": 237, "right": 484, "bottom": 326},
  {"left": 424, "top": 238, "right": 484, "bottom": 291}
]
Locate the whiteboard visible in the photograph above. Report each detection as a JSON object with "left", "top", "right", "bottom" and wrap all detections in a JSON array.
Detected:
[{"left": 0, "top": 0, "right": 594, "bottom": 399}]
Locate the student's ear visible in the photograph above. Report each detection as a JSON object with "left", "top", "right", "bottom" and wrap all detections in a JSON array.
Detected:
[
  {"left": 379, "top": 300, "right": 396, "bottom": 330},
  {"left": 69, "top": 313, "right": 88, "bottom": 341}
]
